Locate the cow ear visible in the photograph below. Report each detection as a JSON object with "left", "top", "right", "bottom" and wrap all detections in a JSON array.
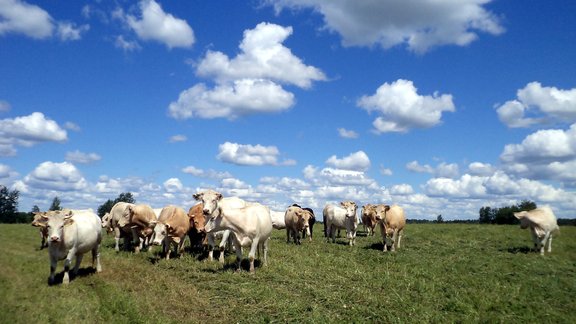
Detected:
[
  {"left": 216, "top": 193, "right": 223, "bottom": 201},
  {"left": 166, "top": 223, "right": 173, "bottom": 232},
  {"left": 193, "top": 193, "right": 202, "bottom": 201},
  {"left": 384, "top": 205, "right": 391, "bottom": 212},
  {"left": 64, "top": 214, "right": 74, "bottom": 225}
]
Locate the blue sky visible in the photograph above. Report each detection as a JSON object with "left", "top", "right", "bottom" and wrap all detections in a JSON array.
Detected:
[{"left": 1, "top": 0, "right": 575, "bottom": 220}]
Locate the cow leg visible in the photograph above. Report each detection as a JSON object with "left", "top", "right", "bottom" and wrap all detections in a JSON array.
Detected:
[
  {"left": 263, "top": 238, "right": 269, "bottom": 267},
  {"left": 397, "top": 229, "right": 403, "bottom": 249},
  {"left": 286, "top": 228, "right": 290, "bottom": 244},
  {"left": 207, "top": 234, "right": 215, "bottom": 261},
  {"left": 92, "top": 246, "right": 102, "bottom": 272},
  {"left": 164, "top": 238, "right": 171, "bottom": 260},
  {"left": 540, "top": 232, "right": 550, "bottom": 255},
  {"left": 114, "top": 227, "right": 121, "bottom": 252},
  {"left": 219, "top": 231, "right": 231, "bottom": 264},
  {"left": 63, "top": 249, "right": 77, "bottom": 285},
  {"left": 73, "top": 253, "right": 84, "bottom": 276},
  {"left": 547, "top": 234, "right": 553, "bottom": 253},
  {"left": 391, "top": 229, "right": 399, "bottom": 252},
  {"left": 49, "top": 256, "right": 57, "bottom": 284},
  {"left": 233, "top": 238, "right": 243, "bottom": 272},
  {"left": 248, "top": 239, "right": 259, "bottom": 273},
  {"left": 330, "top": 226, "right": 336, "bottom": 243}
]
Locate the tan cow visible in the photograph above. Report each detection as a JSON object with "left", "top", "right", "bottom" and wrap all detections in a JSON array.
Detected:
[
  {"left": 187, "top": 203, "right": 206, "bottom": 252},
  {"left": 361, "top": 204, "right": 378, "bottom": 237},
  {"left": 151, "top": 205, "right": 190, "bottom": 260},
  {"left": 31, "top": 212, "right": 50, "bottom": 249},
  {"left": 120, "top": 204, "right": 157, "bottom": 253},
  {"left": 284, "top": 205, "right": 311, "bottom": 244},
  {"left": 375, "top": 204, "right": 406, "bottom": 252},
  {"left": 514, "top": 206, "right": 560, "bottom": 255}
]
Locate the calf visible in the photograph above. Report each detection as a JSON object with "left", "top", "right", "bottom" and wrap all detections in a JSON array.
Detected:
[
  {"left": 323, "top": 201, "right": 359, "bottom": 246},
  {"left": 45, "top": 209, "right": 102, "bottom": 285},
  {"left": 361, "top": 204, "right": 378, "bottom": 236},
  {"left": 284, "top": 205, "right": 311, "bottom": 245},
  {"left": 514, "top": 206, "right": 559, "bottom": 255},
  {"left": 152, "top": 205, "right": 190, "bottom": 260},
  {"left": 375, "top": 204, "right": 406, "bottom": 252}
]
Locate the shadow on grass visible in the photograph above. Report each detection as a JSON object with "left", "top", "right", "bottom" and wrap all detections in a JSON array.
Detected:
[
  {"left": 364, "top": 242, "right": 395, "bottom": 252},
  {"left": 201, "top": 258, "right": 264, "bottom": 273},
  {"left": 503, "top": 246, "right": 533, "bottom": 254},
  {"left": 48, "top": 267, "right": 97, "bottom": 286}
]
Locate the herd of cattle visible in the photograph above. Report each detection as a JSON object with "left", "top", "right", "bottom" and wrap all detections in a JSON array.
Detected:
[{"left": 30, "top": 189, "right": 560, "bottom": 285}]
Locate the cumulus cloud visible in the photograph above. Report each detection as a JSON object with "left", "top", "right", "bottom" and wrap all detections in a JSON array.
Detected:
[
  {"left": 0, "top": 112, "right": 67, "bottom": 156},
  {"left": 169, "top": 22, "right": 324, "bottom": 120},
  {"left": 217, "top": 142, "right": 295, "bottom": 166},
  {"left": 163, "top": 178, "right": 183, "bottom": 193},
  {"left": 358, "top": 79, "right": 455, "bottom": 133},
  {"left": 168, "top": 79, "right": 295, "bottom": 120},
  {"left": 56, "top": 22, "right": 89, "bottom": 41},
  {"left": 497, "top": 82, "right": 576, "bottom": 128},
  {"left": 467, "top": 162, "right": 495, "bottom": 176},
  {"left": 266, "top": 0, "right": 504, "bottom": 53},
  {"left": 500, "top": 124, "right": 576, "bottom": 185},
  {"left": 23, "top": 161, "right": 88, "bottom": 191},
  {"left": 0, "top": 0, "right": 53, "bottom": 39},
  {"left": 337, "top": 128, "right": 358, "bottom": 139},
  {"left": 115, "top": 35, "right": 141, "bottom": 51},
  {"left": 124, "top": 0, "right": 194, "bottom": 49},
  {"left": 197, "top": 22, "right": 326, "bottom": 88},
  {"left": 65, "top": 150, "right": 101, "bottom": 164},
  {"left": 407, "top": 161, "right": 459, "bottom": 178},
  {"left": 325, "top": 151, "right": 370, "bottom": 172}
]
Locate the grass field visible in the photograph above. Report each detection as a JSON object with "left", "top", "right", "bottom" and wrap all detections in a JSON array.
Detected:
[{"left": 0, "top": 223, "right": 575, "bottom": 323}]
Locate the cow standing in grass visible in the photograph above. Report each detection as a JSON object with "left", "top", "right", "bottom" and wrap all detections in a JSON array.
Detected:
[
  {"left": 323, "top": 201, "right": 359, "bottom": 246},
  {"left": 284, "top": 205, "right": 311, "bottom": 245},
  {"left": 45, "top": 209, "right": 102, "bottom": 285},
  {"left": 514, "top": 206, "right": 560, "bottom": 255},
  {"left": 361, "top": 204, "right": 378, "bottom": 237},
  {"left": 375, "top": 204, "right": 406, "bottom": 252},
  {"left": 151, "top": 205, "right": 190, "bottom": 260},
  {"left": 31, "top": 212, "right": 50, "bottom": 249},
  {"left": 101, "top": 202, "right": 134, "bottom": 252}
]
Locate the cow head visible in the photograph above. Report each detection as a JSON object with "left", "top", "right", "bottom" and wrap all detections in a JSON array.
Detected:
[
  {"left": 340, "top": 201, "right": 358, "bottom": 218},
  {"left": 101, "top": 213, "right": 113, "bottom": 232},
  {"left": 46, "top": 210, "right": 74, "bottom": 244},
  {"left": 188, "top": 204, "right": 206, "bottom": 233},
  {"left": 374, "top": 205, "right": 390, "bottom": 222},
  {"left": 300, "top": 209, "right": 312, "bottom": 237},
  {"left": 151, "top": 220, "right": 166, "bottom": 246},
  {"left": 31, "top": 212, "right": 48, "bottom": 228},
  {"left": 193, "top": 190, "right": 223, "bottom": 217},
  {"left": 513, "top": 211, "right": 532, "bottom": 229}
]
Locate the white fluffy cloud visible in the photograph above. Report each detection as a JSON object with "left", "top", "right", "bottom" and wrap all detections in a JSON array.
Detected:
[
  {"left": 0, "top": 112, "right": 67, "bottom": 156},
  {"left": 497, "top": 82, "right": 576, "bottom": 128},
  {"left": 182, "top": 166, "right": 232, "bottom": 179},
  {"left": 217, "top": 142, "right": 295, "bottom": 166},
  {"left": 23, "top": 161, "right": 87, "bottom": 191},
  {"left": 325, "top": 151, "right": 370, "bottom": 172},
  {"left": 266, "top": 0, "right": 504, "bottom": 53},
  {"left": 197, "top": 22, "right": 325, "bottom": 88},
  {"left": 358, "top": 79, "right": 455, "bottom": 133},
  {"left": 406, "top": 161, "right": 459, "bottom": 178},
  {"left": 0, "top": 0, "right": 53, "bottom": 39},
  {"left": 168, "top": 79, "right": 295, "bottom": 120},
  {"left": 169, "top": 22, "right": 324, "bottom": 120},
  {"left": 125, "top": 0, "right": 194, "bottom": 49}
]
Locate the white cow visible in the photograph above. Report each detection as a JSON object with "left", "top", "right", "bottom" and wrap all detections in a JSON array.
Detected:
[
  {"left": 270, "top": 210, "right": 286, "bottom": 230},
  {"left": 193, "top": 190, "right": 248, "bottom": 263},
  {"left": 195, "top": 190, "right": 272, "bottom": 273},
  {"left": 45, "top": 209, "right": 102, "bottom": 285},
  {"left": 323, "top": 201, "right": 359, "bottom": 246},
  {"left": 514, "top": 206, "right": 560, "bottom": 255}
]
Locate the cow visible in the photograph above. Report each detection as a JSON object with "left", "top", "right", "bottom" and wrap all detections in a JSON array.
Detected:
[
  {"left": 101, "top": 202, "right": 134, "bottom": 252},
  {"left": 193, "top": 190, "right": 249, "bottom": 263},
  {"left": 151, "top": 205, "right": 190, "bottom": 260},
  {"left": 44, "top": 209, "right": 102, "bottom": 285},
  {"left": 270, "top": 210, "right": 286, "bottom": 230},
  {"left": 121, "top": 204, "right": 157, "bottom": 253},
  {"left": 284, "top": 205, "right": 311, "bottom": 245},
  {"left": 375, "top": 204, "right": 406, "bottom": 252},
  {"left": 323, "top": 201, "right": 359, "bottom": 246},
  {"left": 514, "top": 206, "right": 560, "bottom": 255},
  {"left": 291, "top": 204, "right": 315, "bottom": 241},
  {"left": 361, "top": 204, "right": 378, "bottom": 236},
  {"left": 187, "top": 203, "right": 207, "bottom": 253},
  {"left": 204, "top": 202, "right": 272, "bottom": 273},
  {"left": 31, "top": 212, "right": 50, "bottom": 249}
]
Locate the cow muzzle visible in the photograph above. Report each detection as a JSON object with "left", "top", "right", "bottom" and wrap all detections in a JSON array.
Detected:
[{"left": 50, "top": 236, "right": 60, "bottom": 242}]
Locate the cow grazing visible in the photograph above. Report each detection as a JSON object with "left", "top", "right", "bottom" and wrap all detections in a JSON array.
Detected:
[
  {"left": 270, "top": 210, "right": 286, "bottom": 230},
  {"left": 101, "top": 202, "right": 134, "bottom": 252},
  {"left": 31, "top": 212, "right": 50, "bottom": 249},
  {"left": 151, "top": 205, "right": 190, "bottom": 260},
  {"left": 187, "top": 203, "right": 207, "bottom": 252},
  {"left": 361, "top": 204, "right": 378, "bottom": 236},
  {"left": 291, "top": 204, "right": 315, "bottom": 240},
  {"left": 123, "top": 204, "right": 157, "bottom": 253},
  {"left": 323, "top": 201, "right": 359, "bottom": 246},
  {"left": 375, "top": 204, "right": 406, "bottom": 252},
  {"left": 45, "top": 209, "right": 102, "bottom": 285},
  {"left": 514, "top": 206, "right": 560, "bottom": 255},
  {"left": 193, "top": 190, "right": 248, "bottom": 263},
  {"left": 284, "top": 205, "right": 311, "bottom": 244}
]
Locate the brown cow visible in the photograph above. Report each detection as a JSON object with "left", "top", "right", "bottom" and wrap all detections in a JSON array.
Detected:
[
  {"left": 120, "top": 204, "right": 157, "bottom": 253},
  {"left": 375, "top": 204, "right": 406, "bottom": 252},
  {"left": 284, "top": 205, "right": 311, "bottom": 244},
  {"left": 187, "top": 203, "right": 207, "bottom": 252},
  {"left": 31, "top": 212, "right": 50, "bottom": 249},
  {"left": 151, "top": 205, "right": 190, "bottom": 260},
  {"left": 361, "top": 204, "right": 378, "bottom": 236}
]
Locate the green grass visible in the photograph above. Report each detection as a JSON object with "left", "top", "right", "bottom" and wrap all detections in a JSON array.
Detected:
[{"left": 1, "top": 223, "right": 575, "bottom": 323}]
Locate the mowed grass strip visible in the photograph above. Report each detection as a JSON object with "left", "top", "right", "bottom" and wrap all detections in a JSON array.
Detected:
[{"left": 0, "top": 223, "right": 574, "bottom": 323}]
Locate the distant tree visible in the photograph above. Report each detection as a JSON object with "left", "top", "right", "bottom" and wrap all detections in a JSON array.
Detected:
[
  {"left": 479, "top": 206, "right": 495, "bottom": 224},
  {"left": 31, "top": 205, "right": 40, "bottom": 213},
  {"left": 479, "top": 200, "right": 537, "bottom": 225},
  {"left": 49, "top": 197, "right": 62, "bottom": 211},
  {"left": 436, "top": 214, "right": 444, "bottom": 223},
  {"left": 97, "top": 192, "right": 136, "bottom": 217},
  {"left": 0, "top": 185, "right": 19, "bottom": 223}
]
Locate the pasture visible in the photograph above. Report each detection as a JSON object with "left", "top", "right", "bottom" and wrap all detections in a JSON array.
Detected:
[{"left": 0, "top": 223, "right": 575, "bottom": 323}]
